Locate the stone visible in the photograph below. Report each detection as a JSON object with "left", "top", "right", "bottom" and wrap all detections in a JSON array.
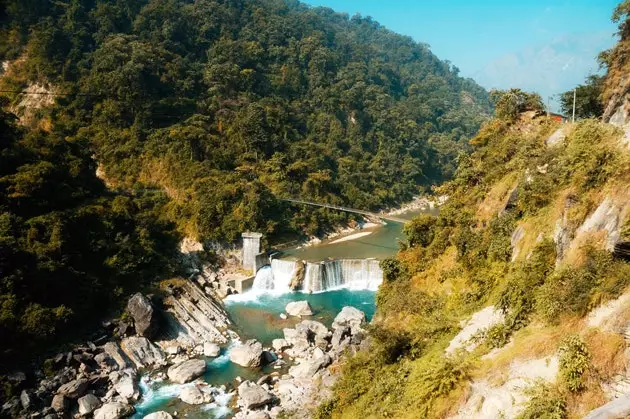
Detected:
[
  {"left": 50, "top": 394, "right": 67, "bottom": 413},
  {"left": 103, "top": 342, "right": 133, "bottom": 370},
  {"left": 167, "top": 359, "right": 207, "bottom": 384},
  {"left": 332, "top": 307, "right": 366, "bottom": 333},
  {"left": 126, "top": 293, "right": 159, "bottom": 339},
  {"left": 112, "top": 370, "right": 139, "bottom": 400},
  {"left": 288, "top": 355, "right": 331, "bottom": 379},
  {"left": 179, "top": 386, "right": 205, "bottom": 405},
  {"left": 279, "top": 313, "right": 287, "bottom": 320},
  {"left": 237, "top": 381, "right": 274, "bottom": 410},
  {"left": 331, "top": 326, "right": 351, "bottom": 349},
  {"left": 285, "top": 301, "right": 313, "bottom": 317},
  {"left": 56, "top": 378, "right": 89, "bottom": 399},
  {"left": 20, "top": 390, "right": 33, "bottom": 410},
  {"left": 94, "top": 352, "right": 113, "bottom": 366},
  {"left": 120, "top": 336, "right": 166, "bottom": 368},
  {"left": 203, "top": 342, "right": 221, "bottom": 357},
  {"left": 288, "top": 260, "right": 305, "bottom": 290},
  {"left": 584, "top": 394, "right": 630, "bottom": 419},
  {"left": 93, "top": 402, "right": 134, "bottom": 419},
  {"left": 230, "top": 340, "right": 263, "bottom": 368},
  {"left": 272, "top": 339, "right": 290, "bottom": 352},
  {"left": 78, "top": 394, "right": 101, "bottom": 416},
  {"left": 144, "top": 412, "right": 173, "bottom": 419}
]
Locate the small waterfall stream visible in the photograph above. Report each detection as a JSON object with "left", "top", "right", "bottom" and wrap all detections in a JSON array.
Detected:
[{"left": 252, "top": 258, "right": 382, "bottom": 294}]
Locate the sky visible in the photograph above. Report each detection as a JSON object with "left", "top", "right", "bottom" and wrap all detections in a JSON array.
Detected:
[{"left": 303, "top": 0, "right": 620, "bottom": 112}]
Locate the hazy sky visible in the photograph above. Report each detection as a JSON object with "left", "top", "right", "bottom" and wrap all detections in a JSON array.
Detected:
[{"left": 303, "top": 0, "right": 620, "bottom": 111}]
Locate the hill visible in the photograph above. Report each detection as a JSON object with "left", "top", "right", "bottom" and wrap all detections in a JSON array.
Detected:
[{"left": 0, "top": 0, "right": 490, "bottom": 242}]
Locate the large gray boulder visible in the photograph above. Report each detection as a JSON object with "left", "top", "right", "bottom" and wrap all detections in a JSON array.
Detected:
[
  {"left": 288, "top": 355, "right": 332, "bottom": 379},
  {"left": 56, "top": 378, "right": 89, "bottom": 399},
  {"left": 285, "top": 301, "right": 313, "bottom": 317},
  {"left": 120, "top": 336, "right": 166, "bottom": 368},
  {"left": 179, "top": 386, "right": 205, "bottom": 405},
  {"left": 203, "top": 342, "right": 221, "bottom": 357},
  {"left": 78, "top": 394, "right": 102, "bottom": 416},
  {"left": 93, "top": 401, "right": 134, "bottom": 419},
  {"left": 272, "top": 338, "right": 290, "bottom": 352},
  {"left": 230, "top": 340, "right": 263, "bottom": 367},
  {"left": 144, "top": 412, "right": 173, "bottom": 419},
  {"left": 167, "top": 359, "right": 206, "bottom": 384},
  {"left": 237, "top": 381, "right": 275, "bottom": 410},
  {"left": 110, "top": 369, "right": 139, "bottom": 400},
  {"left": 126, "top": 293, "right": 159, "bottom": 339},
  {"left": 332, "top": 306, "right": 366, "bottom": 333},
  {"left": 103, "top": 342, "right": 133, "bottom": 370}
]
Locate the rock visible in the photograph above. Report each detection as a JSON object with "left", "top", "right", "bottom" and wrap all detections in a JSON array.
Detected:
[
  {"left": 288, "top": 355, "right": 331, "bottom": 379},
  {"left": 179, "top": 386, "right": 205, "bottom": 405},
  {"left": 56, "top": 378, "right": 89, "bottom": 399},
  {"left": 331, "top": 326, "right": 351, "bottom": 349},
  {"left": 78, "top": 394, "right": 101, "bottom": 416},
  {"left": 94, "top": 352, "right": 113, "bottom": 366},
  {"left": 230, "top": 340, "right": 263, "bottom": 367},
  {"left": 261, "top": 351, "right": 277, "bottom": 364},
  {"left": 237, "top": 381, "right": 274, "bottom": 409},
  {"left": 144, "top": 412, "right": 173, "bottom": 419},
  {"left": 445, "top": 306, "right": 504, "bottom": 355},
  {"left": 272, "top": 339, "right": 290, "bottom": 352},
  {"left": 50, "top": 394, "right": 67, "bottom": 413},
  {"left": 332, "top": 307, "right": 366, "bottom": 333},
  {"left": 93, "top": 401, "right": 134, "bottom": 419},
  {"left": 203, "top": 342, "right": 221, "bottom": 357},
  {"left": 103, "top": 342, "right": 133, "bottom": 370},
  {"left": 111, "top": 370, "right": 139, "bottom": 400},
  {"left": 120, "top": 336, "right": 166, "bottom": 368},
  {"left": 285, "top": 301, "right": 313, "bottom": 317},
  {"left": 20, "top": 389, "right": 33, "bottom": 410},
  {"left": 127, "top": 293, "right": 160, "bottom": 339},
  {"left": 7, "top": 371, "right": 27, "bottom": 386},
  {"left": 279, "top": 313, "right": 287, "bottom": 320},
  {"left": 585, "top": 392, "right": 630, "bottom": 418},
  {"left": 167, "top": 359, "right": 207, "bottom": 384},
  {"left": 288, "top": 260, "right": 305, "bottom": 290}
]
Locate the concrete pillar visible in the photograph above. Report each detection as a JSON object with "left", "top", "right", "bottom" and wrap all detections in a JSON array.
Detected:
[{"left": 242, "top": 232, "right": 263, "bottom": 273}]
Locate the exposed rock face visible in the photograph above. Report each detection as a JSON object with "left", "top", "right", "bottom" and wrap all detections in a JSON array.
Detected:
[
  {"left": 93, "top": 401, "right": 134, "bottom": 419},
  {"left": 285, "top": 301, "right": 313, "bottom": 317},
  {"left": 111, "top": 370, "right": 139, "bottom": 400},
  {"left": 126, "top": 293, "right": 159, "bottom": 339},
  {"left": 179, "top": 386, "right": 205, "bottom": 405},
  {"left": 288, "top": 260, "right": 305, "bottom": 290},
  {"left": 510, "top": 225, "right": 525, "bottom": 262},
  {"left": 120, "top": 336, "right": 166, "bottom": 368},
  {"left": 446, "top": 306, "right": 505, "bottom": 355},
  {"left": 203, "top": 342, "right": 221, "bottom": 357},
  {"left": 237, "top": 381, "right": 275, "bottom": 410},
  {"left": 103, "top": 342, "right": 133, "bottom": 370},
  {"left": 167, "top": 359, "right": 207, "bottom": 384},
  {"left": 288, "top": 355, "right": 332, "bottom": 379},
  {"left": 545, "top": 127, "right": 566, "bottom": 147},
  {"left": 78, "top": 394, "right": 101, "bottom": 415},
  {"left": 144, "top": 412, "right": 173, "bottom": 419},
  {"left": 554, "top": 194, "right": 578, "bottom": 265},
  {"left": 161, "top": 281, "right": 231, "bottom": 345},
  {"left": 574, "top": 197, "right": 626, "bottom": 251},
  {"left": 230, "top": 340, "right": 264, "bottom": 367},
  {"left": 332, "top": 306, "right": 366, "bottom": 333},
  {"left": 584, "top": 393, "right": 630, "bottom": 419}
]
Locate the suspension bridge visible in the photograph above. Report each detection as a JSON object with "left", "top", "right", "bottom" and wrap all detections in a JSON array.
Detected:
[{"left": 282, "top": 198, "right": 409, "bottom": 223}]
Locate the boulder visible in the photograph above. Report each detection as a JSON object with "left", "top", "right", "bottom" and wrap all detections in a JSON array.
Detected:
[
  {"left": 50, "top": 394, "right": 67, "bottom": 413},
  {"left": 144, "top": 412, "right": 173, "bottom": 419},
  {"left": 584, "top": 393, "right": 630, "bottom": 419},
  {"left": 126, "top": 293, "right": 159, "bottom": 339},
  {"left": 103, "top": 342, "right": 133, "bottom": 370},
  {"left": 167, "top": 359, "right": 207, "bottom": 384},
  {"left": 230, "top": 340, "right": 263, "bottom": 368},
  {"left": 272, "top": 339, "right": 290, "bottom": 352},
  {"left": 56, "top": 378, "right": 89, "bottom": 399},
  {"left": 20, "top": 390, "right": 33, "bottom": 411},
  {"left": 331, "top": 326, "right": 351, "bottom": 349},
  {"left": 294, "top": 320, "right": 331, "bottom": 349},
  {"left": 332, "top": 307, "right": 365, "bottom": 333},
  {"left": 288, "top": 355, "right": 331, "bottom": 379},
  {"left": 237, "top": 381, "right": 274, "bottom": 410},
  {"left": 78, "top": 394, "right": 101, "bottom": 416},
  {"left": 179, "top": 386, "right": 205, "bottom": 405},
  {"left": 120, "top": 336, "right": 166, "bottom": 368},
  {"left": 93, "top": 401, "right": 134, "bottom": 419},
  {"left": 111, "top": 370, "right": 139, "bottom": 400},
  {"left": 203, "top": 342, "right": 221, "bottom": 357},
  {"left": 285, "top": 301, "right": 313, "bottom": 317}
]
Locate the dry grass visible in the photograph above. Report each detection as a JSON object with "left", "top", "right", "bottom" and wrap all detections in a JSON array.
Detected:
[
  {"left": 410, "top": 246, "right": 462, "bottom": 294},
  {"left": 583, "top": 329, "right": 626, "bottom": 381},
  {"left": 476, "top": 171, "right": 519, "bottom": 223}
]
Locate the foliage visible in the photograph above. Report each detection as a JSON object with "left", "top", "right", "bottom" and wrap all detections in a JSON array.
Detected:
[
  {"left": 558, "top": 335, "right": 591, "bottom": 393},
  {"left": 0, "top": 0, "right": 491, "bottom": 243},
  {"left": 517, "top": 383, "right": 567, "bottom": 419},
  {"left": 403, "top": 213, "right": 437, "bottom": 248},
  {"left": 559, "top": 75, "right": 604, "bottom": 119},
  {"left": 490, "top": 88, "right": 544, "bottom": 122}
]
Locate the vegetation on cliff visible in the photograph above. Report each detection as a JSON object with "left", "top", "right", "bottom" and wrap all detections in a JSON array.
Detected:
[{"left": 0, "top": 0, "right": 490, "bottom": 242}]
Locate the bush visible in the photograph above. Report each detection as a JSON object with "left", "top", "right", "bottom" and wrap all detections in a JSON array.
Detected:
[
  {"left": 517, "top": 383, "right": 567, "bottom": 419},
  {"left": 404, "top": 214, "right": 437, "bottom": 248},
  {"left": 559, "top": 335, "right": 591, "bottom": 393}
]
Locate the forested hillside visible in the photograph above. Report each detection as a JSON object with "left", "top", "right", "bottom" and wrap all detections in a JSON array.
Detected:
[{"left": 0, "top": 0, "right": 490, "bottom": 242}]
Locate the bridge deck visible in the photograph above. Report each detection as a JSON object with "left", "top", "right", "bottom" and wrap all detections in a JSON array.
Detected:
[{"left": 282, "top": 198, "right": 408, "bottom": 223}]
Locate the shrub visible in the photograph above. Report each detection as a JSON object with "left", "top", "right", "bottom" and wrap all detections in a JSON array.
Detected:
[
  {"left": 380, "top": 258, "right": 409, "bottom": 283},
  {"left": 404, "top": 214, "right": 437, "bottom": 248},
  {"left": 517, "top": 383, "right": 567, "bottom": 419},
  {"left": 559, "top": 335, "right": 591, "bottom": 393}
]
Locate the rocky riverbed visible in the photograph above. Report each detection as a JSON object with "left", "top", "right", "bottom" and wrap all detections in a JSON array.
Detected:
[{"left": 1, "top": 280, "right": 369, "bottom": 419}]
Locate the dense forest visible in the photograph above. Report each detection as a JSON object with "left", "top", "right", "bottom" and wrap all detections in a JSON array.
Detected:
[{"left": 0, "top": 0, "right": 490, "bottom": 243}]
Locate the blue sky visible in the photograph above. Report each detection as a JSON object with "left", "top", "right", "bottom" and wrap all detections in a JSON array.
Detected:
[{"left": 303, "top": 0, "right": 620, "bottom": 111}]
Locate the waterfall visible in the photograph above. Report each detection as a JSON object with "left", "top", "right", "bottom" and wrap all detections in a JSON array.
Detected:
[
  {"left": 250, "top": 259, "right": 296, "bottom": 293},
  {"left": 252, "top": 266, "right": 274, "bottom": 290}
]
